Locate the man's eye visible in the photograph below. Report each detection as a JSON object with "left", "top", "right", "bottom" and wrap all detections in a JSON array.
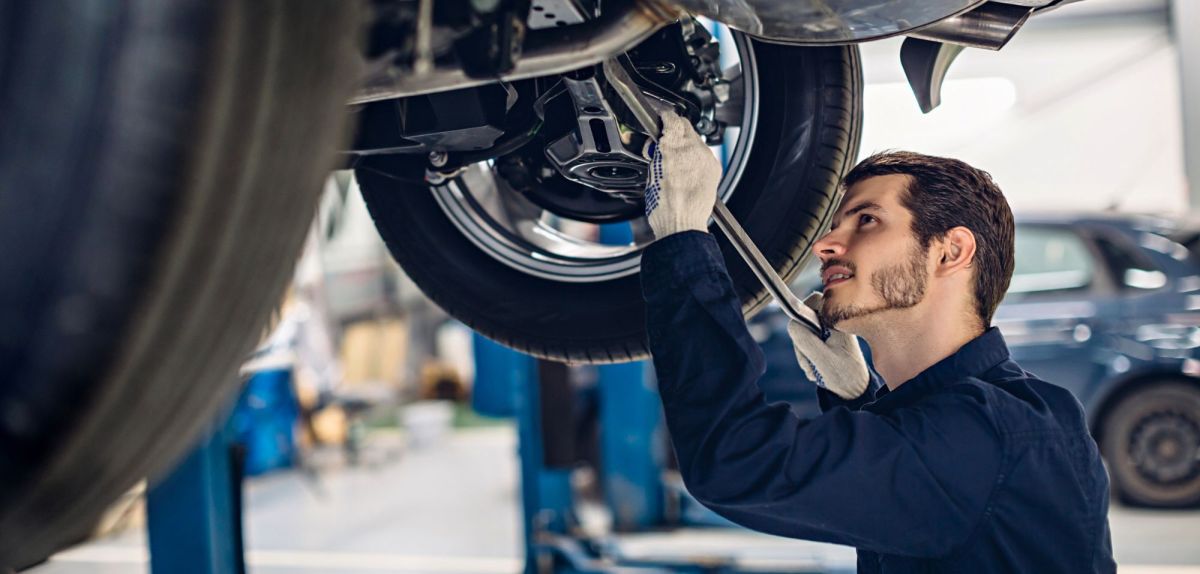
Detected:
[{"left": 859, "top": 214, "right": 876, "bottom": 225}]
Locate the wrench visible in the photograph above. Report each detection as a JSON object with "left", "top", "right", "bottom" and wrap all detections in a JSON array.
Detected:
[{"left": 601, "top": 57, "right": 829, "bottom": 339}]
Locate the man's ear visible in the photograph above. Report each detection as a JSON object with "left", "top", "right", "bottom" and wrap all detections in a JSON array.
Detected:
[{"left": 935, "top": 226, "right": 977, "bottom": 277}]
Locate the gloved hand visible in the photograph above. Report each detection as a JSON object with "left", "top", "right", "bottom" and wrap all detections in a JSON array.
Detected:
[
  {"left": 643, "top": 111, "right": 723, "bottom": 238},
  {"left": 786, "top": 292, "right": 870, "bottom": 400}
]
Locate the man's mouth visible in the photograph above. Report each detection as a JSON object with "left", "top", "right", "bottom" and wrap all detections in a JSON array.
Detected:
[
  {"left": 825, "top": 273, "right": 853, "bottom": 288},
  {"left": 821, "top": 265, "right": 855, "bottom": 288}
]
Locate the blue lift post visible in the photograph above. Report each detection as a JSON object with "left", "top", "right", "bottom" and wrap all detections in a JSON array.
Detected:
[
  {"left": 145, "top": 367, "right": 302, "bottom": 573},
  {"left": 145, "top": 415, "right": 245, "bottom": 574},
  {"left": 597, "top": 361, "right": 664, "bottom": 531},
  {"left": 472, "top": 333, "right": 575, "bottom": 574},
  {"left": 597, "top": 223, "right": 665, "bottom": 532}
]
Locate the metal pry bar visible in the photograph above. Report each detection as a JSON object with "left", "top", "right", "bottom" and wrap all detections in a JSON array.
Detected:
[
  {"left": 710, "top": 202, "right": 828, "bottom": 339},
  {"left": 601, "top": 56, "right": 828, "bottom": 339}
]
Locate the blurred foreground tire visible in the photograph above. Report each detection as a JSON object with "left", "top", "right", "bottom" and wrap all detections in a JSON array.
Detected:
[
  {"left": 0, "top": 1, "right": 363, "bottom": 567},
  {"left": 1101, "top": 381, "right": 1200, "bottom": 508}
]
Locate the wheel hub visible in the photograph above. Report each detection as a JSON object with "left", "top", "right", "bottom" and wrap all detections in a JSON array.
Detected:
[
  {"left": 587, "top": 164, "right": 643, "bottom": 184},
  {"left": 543, "top": 75, "right": 649, "bottom": 199},
  {"left": 1131, "top": 411, "right": 1200, "bottom": 484}
]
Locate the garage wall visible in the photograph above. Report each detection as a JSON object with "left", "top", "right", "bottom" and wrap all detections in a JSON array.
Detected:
[{"left": 856, "top": 0, "right": 1185, "bottom": 214}]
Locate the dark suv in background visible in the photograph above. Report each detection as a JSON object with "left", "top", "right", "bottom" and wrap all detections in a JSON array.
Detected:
[{"left": 752, "top": 213, "right": 1200, "bottom": 509}]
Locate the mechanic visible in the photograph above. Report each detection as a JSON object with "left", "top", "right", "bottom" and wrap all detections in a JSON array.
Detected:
[{"left": 639, "top": 111, "right": 1117, "bottom": 573}]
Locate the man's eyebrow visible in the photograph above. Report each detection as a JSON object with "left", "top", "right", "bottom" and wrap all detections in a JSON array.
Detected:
[{"left": 832, "top": 201, "right": 883, "bottom": 225}]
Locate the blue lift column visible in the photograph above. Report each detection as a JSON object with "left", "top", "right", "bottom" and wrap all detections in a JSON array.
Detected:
[
  {"left": 473, "top": 333, "right": 575, "bottom": 574},
  {"left": 597, "top": 360, "right": 665, "bottom": 531},
  {"left": 597, "top": 223, "right": 665, "bottom": 531},
  {"left": 145, "top": 415, "right": 245, "bottom": 574}
]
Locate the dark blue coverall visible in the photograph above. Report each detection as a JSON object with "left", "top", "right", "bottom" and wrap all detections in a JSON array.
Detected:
[{"left": 641, "top": 231, "right": 1117, "bottom": 573}]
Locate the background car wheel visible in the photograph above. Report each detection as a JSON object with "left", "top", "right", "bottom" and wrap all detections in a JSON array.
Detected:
[
  {"left": 355, "top": 39, "right": 862, "bottom": 363},
  {"left": 0, "top": 0, "right": 363, "bottom": 567},
  {"left": 1101, "top": 381, "right": 1200, "bottom": 508}
]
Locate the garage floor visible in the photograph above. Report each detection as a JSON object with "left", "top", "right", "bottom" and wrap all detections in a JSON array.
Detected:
[{"left": 27, "top": 426, "right": 1200, "bottom": 574}]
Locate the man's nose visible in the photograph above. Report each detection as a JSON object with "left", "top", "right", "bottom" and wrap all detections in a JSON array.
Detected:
[{"left": 812, "top": 230, "right": 846, "bottom": 263}]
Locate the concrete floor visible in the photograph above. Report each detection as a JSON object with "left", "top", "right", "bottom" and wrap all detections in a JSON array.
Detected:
[{"left": 28, "top": 426, "right": 1200, "bottom": 574}]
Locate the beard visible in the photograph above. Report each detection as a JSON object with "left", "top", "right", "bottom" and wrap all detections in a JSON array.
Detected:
[{"left": 820, "top": 243, "right": 928, "bottom": 327}]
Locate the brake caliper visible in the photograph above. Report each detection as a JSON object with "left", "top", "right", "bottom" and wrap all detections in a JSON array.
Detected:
[{"left": 624, "top": 18, "right": 731, "bottom": 145}]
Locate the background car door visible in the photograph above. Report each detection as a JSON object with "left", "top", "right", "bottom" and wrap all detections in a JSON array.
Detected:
[{"left": 994, "top": 223, "right": 1115, "bottom": 403}]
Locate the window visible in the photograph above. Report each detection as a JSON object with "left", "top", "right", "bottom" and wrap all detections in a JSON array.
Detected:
[
  {"left": 1094, "top": 234, "right": 1165, "bottom": 291},
  {"left": 1008, "top": 226, "right": 1095, "bottom": 296}
]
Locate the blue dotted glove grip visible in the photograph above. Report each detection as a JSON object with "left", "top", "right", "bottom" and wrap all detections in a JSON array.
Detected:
[{"left": 644, "top": 142, "right": 663, "bottom": 218}]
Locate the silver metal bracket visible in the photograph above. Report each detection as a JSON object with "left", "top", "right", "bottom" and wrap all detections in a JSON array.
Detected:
[{"left": 544, "top": 75, "right": 650, "bottom": 197}]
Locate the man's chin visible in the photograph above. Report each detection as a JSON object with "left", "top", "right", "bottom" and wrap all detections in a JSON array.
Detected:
[
  {"left": 821, "top": 301, "right": 882, "bottom": 334},
  {"left": 819, "top": 302, "right": 855, "bottom": 330},
  {"left": 828, "top": 313, "right": 865, "bottom": 334}
]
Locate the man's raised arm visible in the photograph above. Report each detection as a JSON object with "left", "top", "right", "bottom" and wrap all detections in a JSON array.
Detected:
[{"left": 638, "top": 112, "right": 1001, "bottom": 557}]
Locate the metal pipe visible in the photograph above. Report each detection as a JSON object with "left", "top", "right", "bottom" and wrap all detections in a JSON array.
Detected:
[
  {"left": 909, "top": 1, "right": 1034, "bottom": 51},
  {"left": 350, "top": 0, "right": 682, "bottom": 104}
]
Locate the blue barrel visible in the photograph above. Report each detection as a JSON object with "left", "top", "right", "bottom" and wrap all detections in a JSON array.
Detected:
[{"left": 230, "top": 369, "right": 299, "bottom": 476}]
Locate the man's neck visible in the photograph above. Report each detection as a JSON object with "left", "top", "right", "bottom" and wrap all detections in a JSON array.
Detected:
[{"left": 856, "top": 306, "right": 984, "bottom": 391}]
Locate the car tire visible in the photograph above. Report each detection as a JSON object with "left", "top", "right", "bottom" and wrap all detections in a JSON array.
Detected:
[
  {"left": 355, "top": 41, "right": 862, "bottom": 363},
  {"left": 1100, "top": 381, "right": 1200, "bottom": 508},
  {"left": 0, "top": 0, "right": 363, "bottom": 567}
]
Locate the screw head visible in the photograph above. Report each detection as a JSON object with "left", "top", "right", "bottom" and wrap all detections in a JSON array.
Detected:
[{"left": 428, "top": 150, "right": 448, "bottom": 167}]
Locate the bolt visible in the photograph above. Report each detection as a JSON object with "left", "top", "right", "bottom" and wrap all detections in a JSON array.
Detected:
[
  {"left": 712, "top": 82, "right": 731, "bottom": 104},
  {"left": 679, "top": 18, "right": 695, "bottom": 37},
  {"left": 428, "top": 150, "right": 448, "bottom": 167},
  {"left": 695, "top": 117, "right": 715, "bottom": 135},
  {"left": 425, "top": 165, "right": 467, "bottom": 186}
]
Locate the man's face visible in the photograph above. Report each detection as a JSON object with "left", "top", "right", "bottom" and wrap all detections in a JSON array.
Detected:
[{"left": 812, "top": 174, "right": 930, "bottom": 330}]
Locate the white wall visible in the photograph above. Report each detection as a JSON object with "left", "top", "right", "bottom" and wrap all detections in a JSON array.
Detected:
[{"left": 856, "top": 1, "right": 1186, "bottom": 214}]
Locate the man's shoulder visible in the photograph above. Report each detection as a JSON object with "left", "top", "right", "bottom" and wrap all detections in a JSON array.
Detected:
[{"left": 947, "top": 363, "right": 1090, "bottom": 438}]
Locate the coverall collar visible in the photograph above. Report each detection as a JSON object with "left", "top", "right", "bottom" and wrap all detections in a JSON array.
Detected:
[{"left": 866, "top": 327, "right": 1011, "bottom": 412}]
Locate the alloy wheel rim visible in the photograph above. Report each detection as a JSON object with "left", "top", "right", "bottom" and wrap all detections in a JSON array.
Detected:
[{"left": 430, "top": 29, "right": 760, "bottom": 283}]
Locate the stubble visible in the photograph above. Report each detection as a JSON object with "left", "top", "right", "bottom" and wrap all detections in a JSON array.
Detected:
[{"left": 820, "top": 243, "right": 928, "bottom": 326}]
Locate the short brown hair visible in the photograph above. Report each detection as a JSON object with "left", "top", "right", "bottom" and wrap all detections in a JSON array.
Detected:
[{"left": 842, "top": 151, "right": 1015, "bottom": 326}]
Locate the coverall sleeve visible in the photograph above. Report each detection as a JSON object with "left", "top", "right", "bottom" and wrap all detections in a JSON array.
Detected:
[{"left": 641, "top": 232, "right": 1002, "bottom": 558}]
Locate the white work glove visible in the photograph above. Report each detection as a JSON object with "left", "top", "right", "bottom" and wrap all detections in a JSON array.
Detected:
[
  {"left": 786, "top": 292, "right": 870, "bottom": 400},
  {"left": 643, "top": 111, "right": 723, "bottom": 238}
]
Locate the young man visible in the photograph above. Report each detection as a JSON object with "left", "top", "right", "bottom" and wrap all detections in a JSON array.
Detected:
[{"left": 640, "top": 111, "right": 1116, "bottom": 572}]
